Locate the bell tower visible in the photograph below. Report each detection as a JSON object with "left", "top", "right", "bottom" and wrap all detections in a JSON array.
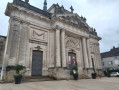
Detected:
[{"left": 43, "top": 0, "right": 47, "bottom": 11}]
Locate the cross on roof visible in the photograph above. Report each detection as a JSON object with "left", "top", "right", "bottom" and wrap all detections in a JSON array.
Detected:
[{"left": 70, "top": 5, "right": 74, "bottom": 13}]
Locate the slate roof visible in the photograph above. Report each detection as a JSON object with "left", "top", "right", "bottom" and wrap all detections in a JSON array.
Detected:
[
  {"left": 13, "top": 0, "right": 51, "bottom": 18},
  {"left": 101, "top": 47, "right": 119, "bottom": 58}
]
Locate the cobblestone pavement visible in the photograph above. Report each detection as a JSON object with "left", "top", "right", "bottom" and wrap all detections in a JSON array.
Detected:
[{"left": 0, "top": 77, "right": 119, "bottom": 90}]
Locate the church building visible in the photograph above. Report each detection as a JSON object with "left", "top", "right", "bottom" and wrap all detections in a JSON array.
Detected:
[{"left": 1, "top": 0, "right": 102, "bottom": 79}]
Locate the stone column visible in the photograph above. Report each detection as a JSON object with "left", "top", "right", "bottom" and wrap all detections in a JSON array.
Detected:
[
  {"left": 82, "top": 37, "right": 89, "bottom": 68},
  {"left": 96, "top": 44, "right": 99, "bottom": 69},
  {"left": 97, "top": 44, "right": 102, "bottom": 69},
  {"left": 87, "top": 39, "right": 92, "bottom": 68},
  {"left": 61, "top": 30, "right": 66, "bottom": 67},
  {"left": 79, "top": 38, "right": 84, "bottom": 68},
  {"left": 94, "top": 44, "right": 98, "bottom": 69},
  {"left": 56, "top": 27, "right": 61, "bottom": 67}
]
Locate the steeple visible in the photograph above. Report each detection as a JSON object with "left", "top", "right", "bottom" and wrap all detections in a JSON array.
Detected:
[{"left": 43, "top": 0, "right": 47, "bottom": 11}]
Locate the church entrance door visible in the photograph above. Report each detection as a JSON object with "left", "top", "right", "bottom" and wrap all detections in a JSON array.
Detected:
[
  {"left": 68, "top": 52, "right": 77, "bottom": 75},
  {"left": 32, "top": 50, "right": 43, "bottom": 76}
]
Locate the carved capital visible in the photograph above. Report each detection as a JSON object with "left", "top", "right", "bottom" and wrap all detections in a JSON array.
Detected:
[
  {"left": 52, "top": 25, "right": 62, "bottom": 30},
  {"left": 61, "top": 28, "right": 65, "bottom": 32}
]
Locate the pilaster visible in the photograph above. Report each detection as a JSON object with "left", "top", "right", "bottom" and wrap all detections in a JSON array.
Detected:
[
  {"left": 97, "top": 44, "right": 102, "bottom": 69},
  {"left": 82, "top": 37, "right": 89, "bottom": 68},
  {"left": 55, "top": 26, "right": 61, "bottom": 67},
  {"left": 87, "top": 39, "right": 92, "bottom": 68},
  {"left": 61, "top": 30, "right": 66, "bottom": 67},
  {"left": 1, "top": 17, "right": 14, "bottom": 80}
]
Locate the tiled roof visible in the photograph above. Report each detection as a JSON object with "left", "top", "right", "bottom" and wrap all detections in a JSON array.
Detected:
[{"left": 101, "top": 47, "right": 119, "bottom": 58}]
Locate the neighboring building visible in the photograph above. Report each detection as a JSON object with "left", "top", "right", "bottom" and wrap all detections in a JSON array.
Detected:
[
  {"left": 101, "top": 46, "right": 119, "bottom": 70},
  {"left": 0, "top": 35, "right": 6, "bottom": 68},
  {"left": 1, "top": 0, "right": 102, "bottom": 80}
]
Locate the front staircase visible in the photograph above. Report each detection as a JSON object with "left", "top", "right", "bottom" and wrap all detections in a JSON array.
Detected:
[{"left": 23, "top": 76, "right": 55, "bottom": 82}]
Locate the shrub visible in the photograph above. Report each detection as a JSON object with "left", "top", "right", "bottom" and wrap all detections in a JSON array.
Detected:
[
  {"left": 91, "top": 72, "right": 97, "bottom": 76},
  {"left": 72, "top": 66, "right": 78, "bottom": 71},
  {"left": 14, "top": 65, "right": 25, "bottom": 74}
]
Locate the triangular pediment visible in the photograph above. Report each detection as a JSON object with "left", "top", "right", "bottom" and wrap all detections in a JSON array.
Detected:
[
  {"left": 48, "top": 4, "right": 90, "bottom": 31},
  {"left": 56, "top": 14, "right": 90, "bottom": 30}
]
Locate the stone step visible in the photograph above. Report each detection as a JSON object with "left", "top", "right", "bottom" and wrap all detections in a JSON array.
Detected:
[
  {"left": 0, "top": 80, "right": 7, "bottom": 84},
  {"left": 23, "top": 76, "right": 55, "bottom": 82}
]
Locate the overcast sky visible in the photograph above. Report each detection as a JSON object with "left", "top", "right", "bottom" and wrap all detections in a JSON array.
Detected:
[{"left": 0, "top": 0, "right": 119, "bottom": 53}]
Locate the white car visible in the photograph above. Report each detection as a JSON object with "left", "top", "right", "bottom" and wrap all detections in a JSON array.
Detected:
[{"left": 110, "top": 72, "right": 119, "bottom": 77}]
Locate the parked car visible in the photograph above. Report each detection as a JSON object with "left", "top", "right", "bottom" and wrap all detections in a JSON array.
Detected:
[{"left": 110, "top": 72, "right": 119, "bottom": 77}]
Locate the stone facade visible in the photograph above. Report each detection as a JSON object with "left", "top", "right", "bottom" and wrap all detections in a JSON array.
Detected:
[
  {"left": 1, "top": 0, "right": 102, "bottom": 80},
  {"left": 0, "top": 35, "right": 6, "bottom": 68}
]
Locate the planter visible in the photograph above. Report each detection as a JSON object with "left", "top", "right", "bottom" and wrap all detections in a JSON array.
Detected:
[
  {"left": 91, "top": 73, "right": 96, "bottom": 79},
  {"left": 14, "top": 74, "right": 22, "bottom": 84},
  {"left": 72, "top": 66, "right": 78, "bottom": 80},
  {"left": 73, "top": 74, "right": 78, "bottom": 80},
  {"left": 13, "top": 65, "right": 25, "bottom": 84}
]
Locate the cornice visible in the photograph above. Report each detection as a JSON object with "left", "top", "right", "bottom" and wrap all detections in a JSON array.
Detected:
[
  {"left": 11, "top": 16, "right": 52, "bottom": 31},
  {"left": 52, "top": 25, "right": 64, "bottom": 31},
  {"left": 89, "top": 34, "right": 101, "bottom": 41},
  {"left": 12, "top": 16, "right": 30, "bottom": 25},
  {"left": 5, "top": 3, "right": 50, "bottom": 22}
]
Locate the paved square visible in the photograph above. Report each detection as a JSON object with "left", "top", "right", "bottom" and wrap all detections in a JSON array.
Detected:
[{"left": 0, "top": 77, "right": 119, "bottom": 90}]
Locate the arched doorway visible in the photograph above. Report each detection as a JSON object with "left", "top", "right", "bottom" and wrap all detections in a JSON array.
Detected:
[
  {"left": 65, "top": 37, "right": 80, "bottom": 75},
  {"left": 68, "top": 52, "right": 77, "bottom": 75}
]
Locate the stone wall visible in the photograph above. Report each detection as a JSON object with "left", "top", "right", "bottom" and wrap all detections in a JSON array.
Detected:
[
  {"left": 0, "top": 35, "right": 6, "bottom": 68},
  {"left": 48, "top": 68, "right": 70, "bottom": 80}
]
